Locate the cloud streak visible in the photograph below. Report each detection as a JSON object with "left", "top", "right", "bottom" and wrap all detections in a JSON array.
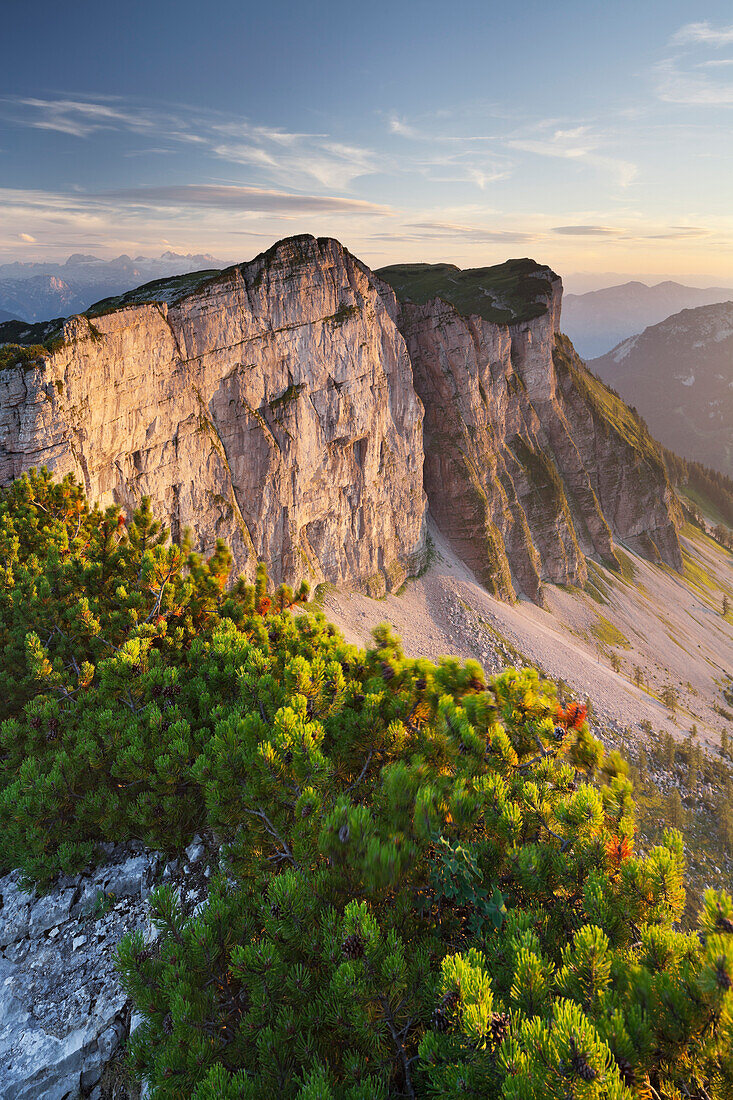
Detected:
[
  {"left": 16, "top": 97, "right": 158, "bottom": 137},
  {"left": 99, "top": 184, "right": 392, "bottom": 215},
  {"left": 672, "top": 22, "right": 733, "bottom": 47},
  {"left": 552, "top": 226, "right": 623, "bottom": 236},
  {"left": 1, "top": 97, "right": 382, "bottom": 192},
  {"left": 658, "top": 23, "right": 733, "bottom": 106},
  {"left": 505, "top": 124, "right": 637, "bottom": 187},
  {"left": 655, "top": 59, "right": 733, "bottom": 105}
]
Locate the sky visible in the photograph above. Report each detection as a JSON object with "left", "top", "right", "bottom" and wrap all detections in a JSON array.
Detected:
[{"left": 2, "top": 0, "right": 733, "bottom": 289}]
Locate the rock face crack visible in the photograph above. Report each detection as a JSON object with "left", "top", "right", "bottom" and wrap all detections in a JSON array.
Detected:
[{"left": 154, "top": 302, "right": 185, "bottom": 363}]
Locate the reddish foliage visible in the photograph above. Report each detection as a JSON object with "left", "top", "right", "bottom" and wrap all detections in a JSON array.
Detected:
[
  {"left": 555, "top": 701, "right": 587, "bottom": 730},
  {"left": 257, "top": 596, "right": 272, "bottom": 616},
  {"left": 605, "top": 835, "right": 633, "bottom": 867}
]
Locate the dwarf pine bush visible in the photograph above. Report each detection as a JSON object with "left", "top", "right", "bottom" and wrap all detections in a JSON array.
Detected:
[{"left": 0, "top": 470, "right": 731, "bottom": 1098}]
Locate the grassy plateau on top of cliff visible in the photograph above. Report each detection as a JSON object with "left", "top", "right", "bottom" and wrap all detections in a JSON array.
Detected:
[
  {"left": 85, "top": 267, "right": 225, "bottom": 316},
  {"left": 0, "top": 242, "right": 556, "bottom": 365},
  {"left": 0, "top": 317, "right": 67, "bottom": 369},
  {"left": 377, "top": 257, "right": 557, "bottom": 324}
]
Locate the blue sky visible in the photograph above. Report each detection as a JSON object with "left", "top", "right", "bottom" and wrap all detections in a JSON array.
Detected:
[{"left": 2, "top": 0, "right": 733, "bottom": 287}]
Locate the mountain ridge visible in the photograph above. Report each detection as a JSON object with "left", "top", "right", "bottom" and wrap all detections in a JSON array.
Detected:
[
  {"left": 0, "top": 250, "right": 228, "bottom": 322},
  {"left": 0, "top": 234, "right": 682, "bottom": 601},
  {"left": 590, "top": 300, "right": 733, "bottom": 476},
  {"left": 563, "top": 279, "right": 733, "bottom": 358}
]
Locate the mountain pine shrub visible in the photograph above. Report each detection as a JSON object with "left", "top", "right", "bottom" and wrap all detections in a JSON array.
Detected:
[{"left": 0, "top": 470, "right": 731, "bottom": 1097}]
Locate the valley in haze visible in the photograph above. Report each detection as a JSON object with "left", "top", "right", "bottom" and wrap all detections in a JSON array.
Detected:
[
  {"left": 0, "top": 251, "right": 226, "bottom": 322},
  {"left": 563, "top": 280, "right": 733, "bottom": 359},
  {"left": 590, "top": 301, "right": 733, "bottom": 474}
]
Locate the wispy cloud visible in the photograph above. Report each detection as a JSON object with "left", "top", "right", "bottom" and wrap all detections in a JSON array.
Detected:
[
  {"left": 506, "top": 124, "right": 637, "bottom": 187},
  {"left": 0, "top": 96, "right": 534, "bottom": 199},
  {"left": 552, "top": 225, "right": 623, "bottom": 236},
  {"left": 672, "top": 22, "right": 733, "bottom": 47},
  {"left": 0, "top": 96, "right": 381, "bottom": 192},
  {"left": 658, "top": 22, "right": 733, "bottom": 106},
  {"left": 655, "top": 58, "right": 733, "bottom": 105},
  {"left": 15, "top": 97, "right": 157, "bottom": 137},
  {"left": 210, "top": 141, "right": 379, "bottom": 190},
  {"left": 405, "top": 220, "right": 541, "bottom": 244},
  {"left": 384, "top": 111, "right": 513, "bottom": 188},
  {"left": 99, "top": 184, "right": 392, "bottom": 215},
  {"left": 388, "top": 115, "right": 422, "bottom": 139},
  {"left": 553, "top": 223, "right": 712, "bottom": 242},
  {"left": 638, "top": 226, "right": 712, "bottom": 240}
]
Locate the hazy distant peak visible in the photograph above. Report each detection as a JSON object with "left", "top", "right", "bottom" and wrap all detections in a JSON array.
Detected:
[
  {"left": 590, "top": 299, "right": 733, "bottom": 473},
  {"left": 562, "top": 279, "right": 733, "bottom": 359},
  {"left": 64, "top": 253, "right": 103, "bottom": 266},
  {"left": 0, "top": 250, "right": 228, "bottom": 323}
]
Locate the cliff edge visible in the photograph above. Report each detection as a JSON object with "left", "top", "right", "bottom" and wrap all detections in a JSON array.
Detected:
[{"left": 0, "top": 238, "right": 682, "bottom": 601}]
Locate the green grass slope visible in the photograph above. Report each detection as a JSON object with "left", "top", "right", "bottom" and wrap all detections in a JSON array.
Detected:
[{"left": 377, "top": 257, "right": 557, "bottom": 324}]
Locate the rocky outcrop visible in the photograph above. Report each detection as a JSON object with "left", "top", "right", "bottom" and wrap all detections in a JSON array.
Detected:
[
  {"left": 0, "top": 236, "right": 426, "bottom": 596},
  {"left": 0, "top": 851, "right": 156, "bottom": 1099},
  {"left": 378, "top": 262, "right": 682, "bottom": 600},
  {"left": 0, "top": 840, "right": 214, "bottom": 1099}
]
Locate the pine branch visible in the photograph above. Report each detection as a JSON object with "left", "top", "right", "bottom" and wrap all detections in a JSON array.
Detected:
[
  {"left": 346, "top": 750, "right": 373, "bottom": 793},
  {"left": 241, "top": 806, "right": 299, "bottom": 869},
  {"left": 378, "top": 996, "right": 415, "bottom": 1100},
  {"left": 526, "top": 792, "right": 572, "bottom": 852},
  {"left": 144, "top": 564, "right": 178, "bottom": 623}
]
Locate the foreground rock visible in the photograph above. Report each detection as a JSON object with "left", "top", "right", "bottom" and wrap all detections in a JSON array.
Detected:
[{"left": 0, "top": 842, "right": 212, "bottom": 1099}]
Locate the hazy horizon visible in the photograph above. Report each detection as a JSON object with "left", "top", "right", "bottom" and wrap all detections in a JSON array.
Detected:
[
  {"left": 3, "top": 245, "right": 733, "bottom": 300},
  {"left": 2, "top": 1, "right": 733, "bottom": 285}
]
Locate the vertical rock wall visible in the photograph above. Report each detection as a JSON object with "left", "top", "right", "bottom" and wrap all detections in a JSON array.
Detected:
[
  {"left": 0, "top": 237, "right": 427, "bottom": 594},
  {"left": 381, "top": 272, "right": 682, "bottom": 600},
  {"left": 0, "top": 236, "right": 683, "bottom": 602}
]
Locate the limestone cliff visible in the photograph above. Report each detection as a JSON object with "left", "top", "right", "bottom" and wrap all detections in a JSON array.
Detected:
[
  {"left": 0, "top": 236, "right": 426, "bottom": 594},
  {"left": 0, "top": 238, "right": 682, "bottom": 603},
  {"left": 377, "top": 260, "right": 682, "bottom": 600}
]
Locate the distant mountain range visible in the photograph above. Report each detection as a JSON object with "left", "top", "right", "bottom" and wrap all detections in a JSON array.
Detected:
[
  {"left": 590, "top": 301, "right": 733, "bottom": 474},
  {"left": 563, "top": 280, "right": 733, "bottom": 358},
  {"left": 0, "top": 252, "right": 226, "bottom": 322}
]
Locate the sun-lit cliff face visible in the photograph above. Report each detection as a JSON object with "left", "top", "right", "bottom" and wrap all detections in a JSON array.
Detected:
[
  {"left": 0, "top": 236, "right": 427, "bottom": 595},
  {"left": 0, "top": 235, "right": 681, "bottom": 601}
]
